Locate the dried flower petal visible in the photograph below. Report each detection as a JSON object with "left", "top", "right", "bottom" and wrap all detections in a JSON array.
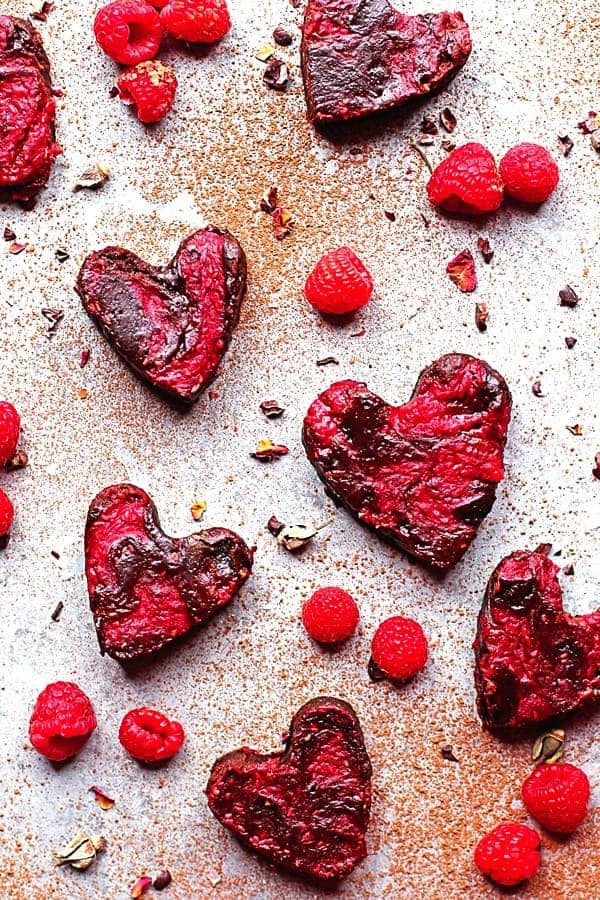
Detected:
[
  {"left": 73, "top": 162, "right": 110, "bottom": 191},
  {"left": 256, "top": 43, "right": 275, "bottom": 61},
  {"left": 577, "top": 110, "right": 598, "bottom": 134},
  {"left": 384, "top": 210, "right": 396, "bottom": 222},
  {"left": 89, "top": 786, "right": 115, "bottom": 810},
  {"left": 446, "top": 249, "right": 476, "bottom": 292},
  {"left": 251, "top": 439, "right": 289, "bottom": 462},
  {"left": 130, "top": 876, "right": 153, "bottom": 898},
  {"left": 80, "top": 349, "right": 91, "bottom": 368},
  {"left": 54, "top": 832, "right": 106, "bottom": 870},
  {"left": 8, "top": 242, "right": 26, "bottom": 255},
  {"left": 559, "top": 284, "right": 579, "bottom": 308},
  {"left": 440, "top": 107, "right": 457, "bottom": 133},
  {"left": 260, "top": 400, "right": 285, "bottom": 419},
  {"left": 532, "top": 729, "right": 565, "bottom": 764},
  {"left": 276, "top": 519, "right": 332, "bottom": 551},
  {"left": 190, "top": 499, "right": 207, "bottom": 521}
]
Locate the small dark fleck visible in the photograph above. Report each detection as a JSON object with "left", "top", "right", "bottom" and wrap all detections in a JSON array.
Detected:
[
  {"left": 477, "top": 237, "right": 494, "bottom": 264},
  {"left": 441, "top": 744, "right": 459, "bottom": 762},
  {"left": 420, "top": 213, "right": 431, "bottom": 228},
  {"left": 593, "top": 453, "right": 600, "bottom": 479},
  {"left": 108, "top": 85, "right": 119, "bottom": 99},
  {"left": 420, "top": 114, "right": 438, "bottom": 135},
  {"left": 535, "top": 543, "right": 552, "bottom": 556},
  {"left": 55, "top": 248, "right": 70, "bottom": 263},
  {"left": 558, "top": 134, "right": 574, "bottom": 156},
  {"left": 440, "top": 107, "right": 457, "bottom": 133},
  {"left": 273, "top": 25, "right": 293, "bottom": 46},
  {"left": 3, "top": 227, "right": 16, "bottom": 242},
  {"left": 51, "top": 601, "right": 64, "bottom": 622},
  {"left": 51, "top": 550, "right": 60, "bottom": 559},
  {"left": 563, "top": 563, "right": 575, "bottom": 576},
  {"left": 441, "top": 139, "right": 456, "bottom": 153},
  {"left": 317, "top": 357, "right": 339, "bottom": 367},
  {"left": 80, "top": 349, "right": 90, "bottom": 368},
  {"left": 475, "top": 302, "right": 488, "bottom": 332},
  {"left": 260, "top": 400, "right": 285, "bottom": 419},
  {"left": 559, "top": 285, "right": 579, "bottom": 308},
  {"left": 263, "top": 58, "right": 289, "bottom": 91},
  {"left": 565, "top": 336, "right": 577, "bottom": 349},
  {"left": 153, "top": 871, "right": 172, "bottom": 891},
  {"left": 384, "top": 210, "right": 396, "bottom": 222},
  {"left": 0, "top": 533, "right": 10, "bottom": 550},
  {"left": 531, "top": 379, "right": 544, "bottom": 397},
  {"left": 267, "top": 515, "right": 285, "bottom": 536},
  {"left": 5, "top": 449, "right": 28, "bottom": 471},
  {"left": 567, "top": 423, "right": 582, "bottom": 436}
]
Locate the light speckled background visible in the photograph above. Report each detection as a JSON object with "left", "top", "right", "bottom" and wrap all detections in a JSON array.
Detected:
[{"left": 0, "top": 1, "right": 598, "bottom": 897}]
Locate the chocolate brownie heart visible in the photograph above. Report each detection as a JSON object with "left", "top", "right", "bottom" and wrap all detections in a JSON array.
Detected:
[
  {"left": 206, "top": 697, "right": 372, "bottom": 882},
  {"left": 85, "top": 484, "right": 253, "bottom": 661},
  {"left": 303, "top": 354, "right": 511, "bottom": 570},
  {"left": 474, "top": 550, "right": 600, "bottom": 731},
  {"left": 301, "top": 0, "right": 472, "bottom": 124},
  {"left": 0, "top": 17, "right": 61, "bottom": 206},
  {"left": 76, "top": 226, "right": 246, "bottom": 406}
]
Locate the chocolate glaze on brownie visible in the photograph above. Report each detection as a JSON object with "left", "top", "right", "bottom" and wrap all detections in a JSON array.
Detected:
[
  {"left": 300, "top": 0, "right": 472, "bottom": 124},
  {"left": 206, "top": 697, "right": 372, "bottom": 882}
]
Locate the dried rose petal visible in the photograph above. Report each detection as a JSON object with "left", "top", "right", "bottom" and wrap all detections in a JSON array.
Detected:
[
  {"left": 130, "top": 876, "right": 152, "bottom": 898},
  {"left": 8, "top": 242, "right": 26, "bottom": 255},
  {"left": 80, "top": 349, "right": 90, "bottom": 368},
  {"left": 251, "top": 439, "right": 289, "bottom": 462},
  {"left": 190, "top": 499, "right": 207, "bottom": 521},
  {"left": 89, "top": 786, "right": 115, "bottom": 810},
  {"left": 446, "top": 249, "right": 476, "bottom": 292},
  {"left": 577, "top": 111, "right": 598, "bottom": 134},
  {"left": 54, "top": 832, "right": 106, "bottom": 870}
]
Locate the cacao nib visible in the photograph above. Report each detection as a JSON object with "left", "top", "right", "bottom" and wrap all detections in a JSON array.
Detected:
[
  {"left": 300, "top": 0, "right": 472, "bottom": 123},
  {"left": 206, "top": 697, "right": 372, "bottom": 881},
  {"left": 263, "top": 58, "right": 289, "bottom": 92},
  {"left": 565, "top": 336, "right": 577, "bottom": 349},
  {"left": 475, "top": 302, "right": 488, "bottom": 332},
  {"left": 76, "top": 227, "right": 247, "bottom": 406},
  {"left": 260, "top": 400, "right": 285, "bottom": 419},
  {"left": 440, "top": 107, "right": 457, "bottom": 133},
  {"left": 273, "top": 26, "right": 293, "bottom": 46},
  {"left": 0, "top": 16, "right": 61, "bottom": 205},
  {"left": 55, "top": 248, "right": 69, "bottom": 262},
  {"left": 558, "top": 134, "right": 573, "bottom": 156},
  {"left": 531, "top": 379, "right": 543, "bottom": 397},
  {"left": 441, "top": 744, "right": 458, "bottom": 762},
  {"left": 474, "top": 550, "right": 600, "bottom": 730},
  {"left": 84, "top": 483, "right": 253, "bottom": 661},
  {"left": 593, "top": 453, "right": 600, "bottom": 479},
  {"left": 5, "top": 449, "right": 28, "bottom": 471},
  {"left": 476, "top": 237, "right": 494, "bottom": 264},
  {"left": 3, "top": 227, "right": 16, "bottom": 241},
  {"left": 303, "top": 354, "right": 511, "bottom": 570},
  {"left": 559, "top": 284, "right": 579, "bottom": 308}
]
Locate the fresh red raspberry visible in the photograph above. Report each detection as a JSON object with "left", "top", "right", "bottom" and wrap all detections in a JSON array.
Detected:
[
  {"left": 427, "top": 142, "right": 504, "bottom": 215},
  {"left": 161, "top": 0, "right": 231, "bottom": 43},
  {"left": 301, "top": 587, "right": 360, "bottom": 644},
  {"left": 119, "top": 707, "right": 185, "bottom": 763},
  {"left": 0, "top": 487, "right": 14, "bottom": 537},
  {"left": 370, "top": 616, "right": 428, "bottom": 681},
  {"left": 474, "top": 823, "right": 541, "bottom": 887},
  {"left": 304, "top": 247, "right": 374, "bottom": 316},
  {"left": 29, "top": 682, "right": 97, "bottom": 762},
  {"left": 94, "top": 1, "right": 163, "bottom": 65},
  {"left": 499, "top": 143, "right": 560, "bottom": 204},
  {"left": 521, "top": 763, "right": 590, "bottom": 833},
  {"left": 117, "top": 60, "right": 177, "bottom": 123},
  {"left": 0, "top": 401, "right": 20, "bottom": 467}
]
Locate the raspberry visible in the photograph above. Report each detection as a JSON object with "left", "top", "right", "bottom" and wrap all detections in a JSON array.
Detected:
[
  {"left": 301, "top": 587, "right": 360, "bottom": 644},
  {"left": 117, "top": 60, "right": 177, "bottom": 123},
  {"left": 370, "top": 616, "right": 428, "bottom": 681},
  {"left": 499, "top": 143, "right": 560, "bottom": 204},
  {"left": 427, "top": 142, "right": 503, "bottom": 215},
  {"left": 94, "top": 1, "right": 163, "bottom": 66},
  {"left": 304, "top": 247, "right": 374, "bottom": 316},
  {"left": 119, "top": 707, "right": 185, "bottom": 763},
  {"left": 29, "top": 682, "right": 97, "bottom": 762},
  {"left": 0, "top": 401, "right": 20, "bottom": 467},
  {"left": 521, "top": 763, "right": 590, "bottom": 833},
  {"left": 0, "top": 487, "right": 14, "bottom": 537},
  {"left": 161, "top": 0, "right": 231, "bottom": 43},
  {"left": 474, "top": 823, "right": 541, "bottom": 887}
]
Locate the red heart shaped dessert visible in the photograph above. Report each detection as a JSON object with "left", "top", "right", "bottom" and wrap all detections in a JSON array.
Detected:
[
  {"left": 85, "top": 484, "right": 253, "bottom": 661},
  {"left": 474, "top": 550, "right": 600, "bottom": 731},
  {"left": 76, "top": 226, "right": 247, "bottom": 406},
  {"left": 303, "top": 354, "right": 511, "bottom": 570},
  {"left": 206, "top": 697, "right": 372, "bottom": 882},
  {"left": 300, "top": 0, "right": 472, "bottom": 123},
  {"left": 0, "top": 16, "right": 61, "bottom": 206}
]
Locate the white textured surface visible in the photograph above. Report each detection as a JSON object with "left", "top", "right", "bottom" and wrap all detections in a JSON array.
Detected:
[{"left": 0, "top": 1, "right": 598, "bottom": 897}]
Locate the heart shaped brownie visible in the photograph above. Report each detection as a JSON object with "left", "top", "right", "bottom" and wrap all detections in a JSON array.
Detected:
[
  {"left": 474, "top": 550, "right": 600, "bottom": 731},
  {"left": 76, "top": 226, "right": 247, "bottom": 406},
  {"left": 0, "top": 17, "right": 61, "bottom": 205},
  {"left": 85, "top": 484, "right": 253, "bottom": 661},
  {"left": 300, "top": 0, "right": 472, "bottom": 124},
  {"left": 206, "top": 697, "right": 372, "bottom": 882},
  {"left": 303, "top": 354, "right": 511, "bottom": 570}
]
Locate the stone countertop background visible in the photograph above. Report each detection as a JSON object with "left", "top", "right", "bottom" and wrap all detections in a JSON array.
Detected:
[{"left": 0, "top": 0, "right": 598, "bottom": 897}]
